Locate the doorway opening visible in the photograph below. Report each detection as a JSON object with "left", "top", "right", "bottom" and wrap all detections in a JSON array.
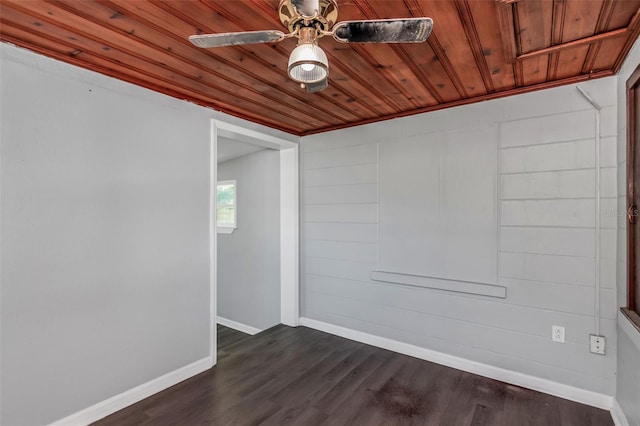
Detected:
[{"left": 210, "top": 120, "right": 299, "bottom": 363}]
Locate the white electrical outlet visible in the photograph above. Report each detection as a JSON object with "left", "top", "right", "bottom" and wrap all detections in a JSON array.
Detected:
[
  {"left": 590, "top": 335, "right": 606, "bottom": 355},
  {"left": 552, "top": 326, "right": 565, "bottom": 343}
]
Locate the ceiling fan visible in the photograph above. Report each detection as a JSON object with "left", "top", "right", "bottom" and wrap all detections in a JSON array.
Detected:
[{"left": 188, "top": 0, "right": 433, "bottom": 93}]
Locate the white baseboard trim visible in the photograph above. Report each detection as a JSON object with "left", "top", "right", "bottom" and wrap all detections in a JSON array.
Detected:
[
  {"left": 48, "top": 356, "right": 213, "bottom": 426},
  {"left": 299, "top": 317, "right": 614, "bottom": 410},
  {"left": 611, "top": 399, "right": 631, "bottom": 426},
  {"left": 217, "top": 316, "right": 262, "bottom": 335}
]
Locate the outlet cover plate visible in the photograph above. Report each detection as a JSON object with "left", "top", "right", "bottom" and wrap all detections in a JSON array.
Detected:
[
  {"left": 590, "top": 335, "right": 606, "bottom": 355},
  {"left": 552, "top": 326, "right": 565, "bottom": 343}
]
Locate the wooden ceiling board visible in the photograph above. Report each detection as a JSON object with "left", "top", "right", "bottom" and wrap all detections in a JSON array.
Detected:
[
  {"left": 546, "top": 0, "right": 565, "bottom": 80},
  {"left": 516, "top": 0, "right": 552, "bottom": 86},
  {"left": 518, "top": 56, "right": 547, "bottom": 85},
  {"left": 581, "top": 0, "right": 615, "bottom": 73},
  {"left": 404, "top": 3, "right": 470, "bottom": 100},
  {"left": 421, "top": 0, "right": 487, "bottom": 97},
  {"left": 555, "top": 45, "right": 592, "bottom": 79},
  {"left": 1, "top": 0, "right": 639, "bottom": 135},
  {"left": 610, "top": 0, "right": 639, "bottom": 29},
  {"left": 323, "top": 3, "right": 429, "bottom": 110},
  {"left": 517, "top": 0, "right": 553, "bottom": 53},
  {"left": 350, "top": 1, "right": 444, "bottom": 104},
  {"left": 394, "top": 42, "right": 462, "bottom": 103},
  {"left": 561, "top": 0, "right": 603, "bottom": 43},
  {"left": 454, "top": 0, "right": 496, "bottom": 93},
  {"left": 595, "top": 36, "right": 630, "bottom": 71},
  {"left": 466, "top": 1, "right": 516, "bottom": 91}
]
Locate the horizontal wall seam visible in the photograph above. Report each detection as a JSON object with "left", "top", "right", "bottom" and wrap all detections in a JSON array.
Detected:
[
  {"left": 304, "top": 274, "right": 618, "bottom": 321},
  {"left": 303, "top": 161, "right": 378, "bottom": 171},
  {"left": 499, "top": 250, "right": 616, "bottom": 260},
  {"left": 500, "top": 137, "right": 599, "bottom": 150},
  {"left": 303, "top": 182, "right": 379, "bottom": 189},
  {"left": 499, "top": 196, "right": 617, "bottom": 201},
  {"left": 304, "top": 202, "right": 379, "bottom": 206},
  {"left": 500, "top": 167, "right": 617, "bottom": 176}
]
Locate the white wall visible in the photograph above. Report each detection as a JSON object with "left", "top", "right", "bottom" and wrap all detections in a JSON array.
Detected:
[
  {"left": 616, "top": 38, "right": 640, "bottom": 426},
  {"left": 0, "top": 43, "right": 210, "bottom": 425},
  {"left": 300, "top": 76, "right": 619, "bottom": 401},
  {"left": 217, "top": 149, "right": 281, "bottom": 332},
  {"left": 0, "top": 43, "right": 297, "bottom": 425}
]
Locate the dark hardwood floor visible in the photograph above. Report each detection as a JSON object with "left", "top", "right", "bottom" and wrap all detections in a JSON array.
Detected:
[{"left": 94, "top": 324, "right": 614, "bottom": 425}]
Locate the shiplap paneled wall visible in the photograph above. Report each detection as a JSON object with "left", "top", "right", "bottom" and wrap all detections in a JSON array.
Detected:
[
  {"left": 377, "top": 126, "right": 499, "bottom": 286},
  {"left": 300, "top": 77, "right": 618, "bottom": 396}
]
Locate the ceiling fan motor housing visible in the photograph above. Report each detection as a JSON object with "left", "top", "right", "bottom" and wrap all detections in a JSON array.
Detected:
[{"left": 278, "top": 0, "right": 339, "bottom": 33}]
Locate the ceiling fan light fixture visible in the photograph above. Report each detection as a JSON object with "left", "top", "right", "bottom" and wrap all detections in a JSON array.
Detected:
[
  {"left": 287, "top": 42, "right": 328, "bottom": 84},
  {"left": 190, "top": 0, "right": 434, "bottom": 93}
]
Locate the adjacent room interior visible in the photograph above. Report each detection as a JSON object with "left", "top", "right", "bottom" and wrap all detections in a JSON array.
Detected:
[
  {"left": 216, "top": 136, "right": 281, "bottom": 335},
  {"left": 1, "top": 0, "right": 640, "bottom": 425}
]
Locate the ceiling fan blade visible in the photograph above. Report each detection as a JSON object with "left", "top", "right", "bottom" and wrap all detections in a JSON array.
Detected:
[
  {"left": 189, "top": 30, "right": 285, "bottom": 48},
  {"left": 305, "top": 78, "right": 328, "bottom": 93},
  {"left": 332, "top": 18, "right": 433, "bottom": 43},
  {"left": 291, "top": 0, "right": 320, "bottom": 17}
]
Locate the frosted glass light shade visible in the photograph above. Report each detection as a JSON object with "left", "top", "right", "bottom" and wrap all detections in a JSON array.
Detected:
[{"left": 287, "top": 43, "right": 328, "bottom": 83}]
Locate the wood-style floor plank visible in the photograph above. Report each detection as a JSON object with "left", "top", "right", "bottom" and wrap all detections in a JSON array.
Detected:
[{"left": 93, "top": 324, "right": 614, "bottom": 426}]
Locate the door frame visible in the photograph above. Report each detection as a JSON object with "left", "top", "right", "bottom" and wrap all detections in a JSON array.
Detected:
[
  {"left": 625, "top": 64, "right": 640, "bottom": 329},
  {"left": 209, "top": 120, "right": 300, "bottom": 363}
]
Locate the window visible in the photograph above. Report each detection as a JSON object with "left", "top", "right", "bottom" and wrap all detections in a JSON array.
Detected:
[{"left": 216, "top": 180, "right": 236, "bottom": 234}]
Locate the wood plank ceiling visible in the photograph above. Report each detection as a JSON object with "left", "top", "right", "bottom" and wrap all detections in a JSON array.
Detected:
[{"left": 1, "top": 0, "right": 639, "bottom": 135}]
